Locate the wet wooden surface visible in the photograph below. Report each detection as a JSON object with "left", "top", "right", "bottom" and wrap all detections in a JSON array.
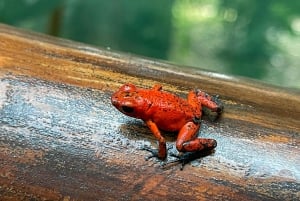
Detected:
[{"left": 0, "top": 23, "right": 299, "bottom": 201}]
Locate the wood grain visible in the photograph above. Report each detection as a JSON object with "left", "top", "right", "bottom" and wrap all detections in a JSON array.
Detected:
[{"left": 0, "top": 23, "right": 299, "bottom": 201}]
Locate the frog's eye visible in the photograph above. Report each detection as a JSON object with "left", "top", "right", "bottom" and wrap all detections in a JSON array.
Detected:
[
  {"left": 121, "top": 83, "right": 136, "bottom": 92},
  {"left": 122, "top": 106, "right": 134, "bottom": 113}
]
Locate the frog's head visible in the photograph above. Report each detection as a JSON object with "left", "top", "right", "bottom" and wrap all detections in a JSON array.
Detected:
[{"left": 111, "top": 83, "right": 149, "bottom": 119}]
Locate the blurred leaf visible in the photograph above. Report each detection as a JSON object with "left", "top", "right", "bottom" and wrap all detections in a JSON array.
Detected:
[
  {"left": 60, "top": 0, "right": 174, "bottom": 59},
  {"left": 0, "top": 0, "right": 62, "bottom": 32},
  {"left": 0, "top": 0, "right": 299, "bottom": 88}
]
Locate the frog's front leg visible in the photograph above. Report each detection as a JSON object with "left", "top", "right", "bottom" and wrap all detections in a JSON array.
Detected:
[
  {"left": 176, "top": 122, "right": 217, "bottom": 153},
  {"left": 141, "top": 119, "right": 167, "bottom": 160}
]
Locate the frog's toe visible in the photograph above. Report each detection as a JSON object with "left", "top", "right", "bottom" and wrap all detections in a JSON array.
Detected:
[
  {"left": 162, "top": 153, "right": 190, "bottom": 170},
  {"left": 163, "top": 150, "right": 215, "bottom": 170},
  {"left": 139, "top": 145, "right": 159, "bottom": 161}
]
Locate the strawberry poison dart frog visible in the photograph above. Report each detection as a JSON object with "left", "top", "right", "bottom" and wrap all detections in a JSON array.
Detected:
[{"left": 111, "top": 83, "right": 223, "bottom": 166}]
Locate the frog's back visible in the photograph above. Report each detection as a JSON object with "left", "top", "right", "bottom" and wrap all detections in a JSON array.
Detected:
[{"left": 141, "top": 89, "right": 195, "bottom": 131}]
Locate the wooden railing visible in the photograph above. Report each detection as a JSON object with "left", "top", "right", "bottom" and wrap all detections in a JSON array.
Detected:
[{"left": 0, "top": 23, "right": 299, "bottom": 201}]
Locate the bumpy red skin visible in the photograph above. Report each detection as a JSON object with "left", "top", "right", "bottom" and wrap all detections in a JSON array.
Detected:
[{"left": 111, "top": 83, "right": 223, "bottom": 160}]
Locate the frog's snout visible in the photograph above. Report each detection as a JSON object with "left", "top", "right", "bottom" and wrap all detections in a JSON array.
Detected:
[
  {"left": 111, "top": 97, "right": 117, "bottom": 105},
  {"left": 111, "top": 94, "right": 119, "bottom": 108}
]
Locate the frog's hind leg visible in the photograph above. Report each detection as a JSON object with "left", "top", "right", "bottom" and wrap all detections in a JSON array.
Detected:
[
  {"left": 195, "top": 89, "right": 223, "bottom": 115},
  {"left": 176, "top": 122, "right": 217, "bottom": 153},
  {"left": 166, "top": 121, "right": 216, "bottom": 169}
]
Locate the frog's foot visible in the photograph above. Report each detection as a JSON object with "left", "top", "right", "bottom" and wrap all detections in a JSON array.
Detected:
[
  {"left": 162, "top": 150, "right": 214, "bottom": 170},
  {"left": 139, "top": 145, "right": 160, "bottom": 161},
  {"left": 139, "top": 145, "right": 171, "bottom": 161},
  {"left": 161, "top": 152, "right": 192, "bottom": 170}
]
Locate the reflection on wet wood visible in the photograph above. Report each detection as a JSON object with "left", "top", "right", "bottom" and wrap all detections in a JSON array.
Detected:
[{"left": 0, "top": 24, "right": 299, "bottom": 201}]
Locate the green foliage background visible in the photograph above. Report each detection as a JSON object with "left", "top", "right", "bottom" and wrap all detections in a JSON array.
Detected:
[{"left": 0, "top": 0, "right": 299, "bottom": 89}]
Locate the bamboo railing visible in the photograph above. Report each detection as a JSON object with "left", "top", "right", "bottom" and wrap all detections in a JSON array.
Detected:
[{"left": 0, "top": 24, "right": 299, "bottom": 201}]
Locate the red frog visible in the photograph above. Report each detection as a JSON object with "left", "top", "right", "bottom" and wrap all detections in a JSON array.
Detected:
[{"left": 111, "top": 83, "right": 223, "bottom": 166}]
